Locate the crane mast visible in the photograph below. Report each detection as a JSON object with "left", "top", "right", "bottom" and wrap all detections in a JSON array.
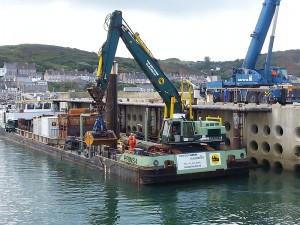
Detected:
[
  {"left": 242, "top": 0, "right": 281, "bottom": 69},
  {"left": 205, "top": 0, "right": 291, "bottom": 104}
]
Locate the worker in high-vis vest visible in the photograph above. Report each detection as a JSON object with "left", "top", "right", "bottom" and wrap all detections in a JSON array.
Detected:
[{"left": 129, "top": 133, "right": 136, "bottom": 150}]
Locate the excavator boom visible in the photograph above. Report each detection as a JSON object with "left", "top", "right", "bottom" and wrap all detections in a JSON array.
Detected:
[
  {"left": 88, "top": 10, "right": 182, "bottom": 133},
  {"left": 86, "top": 10, "right": 227, "bottom": 147}
]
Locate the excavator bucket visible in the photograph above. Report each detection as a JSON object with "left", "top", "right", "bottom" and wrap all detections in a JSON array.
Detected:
[
  {"left": 84, "top": 130, "right": 117, "bottom": 147},
  {"left": 87, "top": 87, "right": 106, "bottom": 110}
]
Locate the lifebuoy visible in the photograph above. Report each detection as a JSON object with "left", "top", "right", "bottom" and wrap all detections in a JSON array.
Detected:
[{"left": 164, "top": 160, "right": 174, "bottom": 167}]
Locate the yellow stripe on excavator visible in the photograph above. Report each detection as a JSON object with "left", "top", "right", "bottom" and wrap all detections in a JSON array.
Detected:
[
  {"left": 164, "top": 104, "right": 168, "bottom": 118},
  {"left": 163, "top": 97, "right": 175, "bottom": 119},
  {"left": 134, "top": 32, "right": 153, "bottom": 58},
  {"left": 170, "top": 96, "right": 175, "bottom": 119},
  {"left": 96, "top": 52, "right": 103, "bottom": 77}
]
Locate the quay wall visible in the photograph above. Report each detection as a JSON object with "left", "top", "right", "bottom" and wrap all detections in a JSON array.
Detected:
[
  {"left": 120, "top": 101, "right": 300, "bottom": 171},
  {"left": 4, "top": 93, "right": 300, "bottom": 172},
  {"left": 199, "top": 103, "right": 300, "bottom": 171},
  {"left": 246, "top": 104, "right": 300, "bottom": 171}
]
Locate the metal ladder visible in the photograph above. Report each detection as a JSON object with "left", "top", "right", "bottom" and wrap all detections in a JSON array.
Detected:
[{"left": 233, "top": 88, "right": 238, "bottom": 103}]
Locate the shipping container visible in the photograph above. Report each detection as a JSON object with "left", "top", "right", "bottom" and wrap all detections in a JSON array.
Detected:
[
  {"left": 32, "top": 117, "right": 42, "bottom": 135},
  {"left": 58, "top": 114, "right": 97, "bottom": 126},
  {"left": 68, "top": 108, "right": 95, "bottom": 115},
  {"left": 41, "top": 116, "right": 59, "bottom": 138},
  {"left": 59, "top": 125, "right": 94, "bottom": 138},
  {"left": 58, "top": 113, "right": 97, "bottom": 138}
]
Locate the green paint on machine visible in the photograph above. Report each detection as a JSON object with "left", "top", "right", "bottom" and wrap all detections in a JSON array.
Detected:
[{"left": 119, "top": 149, "right": 247, "bottom": 176}]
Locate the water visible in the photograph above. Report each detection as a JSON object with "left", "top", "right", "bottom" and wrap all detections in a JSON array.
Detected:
[{"left": 1, "top": 140, "right": 300, "bottom": 225}]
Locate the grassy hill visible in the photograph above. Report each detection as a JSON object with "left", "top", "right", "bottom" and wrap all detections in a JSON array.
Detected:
[
  {"left": 0, "top": 44, "right": 202, "bottom": 75},
  {"left": 0, "top": 44, "right": 98, "bottom": 73},
  {"left": 0, "top": 44, "right": 299, "bottom": 76}
]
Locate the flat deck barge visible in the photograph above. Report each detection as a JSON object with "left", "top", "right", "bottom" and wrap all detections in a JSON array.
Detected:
[{"left": 0, "top": 127, "right": 249, "bottom": 185}]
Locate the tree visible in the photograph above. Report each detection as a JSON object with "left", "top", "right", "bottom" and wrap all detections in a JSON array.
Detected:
[{"left": 204, "top": 56, "right": 211, "bottom": 70}]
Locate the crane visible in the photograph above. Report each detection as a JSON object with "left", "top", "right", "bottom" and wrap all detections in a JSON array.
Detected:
[
  {"left": 89, "top": 11, "right": 182, "bottom": 120},
  {"left": 85, "top": 10, "right": 226, "bottom": 148},
  {"left": 81, "top": 10, "right": 250, "bottom": 184},
  {"left": 206, "top": 0, "right": 292, "bottom": 104}
]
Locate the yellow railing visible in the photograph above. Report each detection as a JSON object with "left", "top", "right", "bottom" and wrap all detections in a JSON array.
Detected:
[{"left": 206, "top": 116, "right": 222, "bottom": 125}]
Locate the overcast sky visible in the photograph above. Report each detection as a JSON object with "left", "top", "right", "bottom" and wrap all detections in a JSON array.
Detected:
[{"left": 1, "top": 0, "right": 299, "bottom": 62}]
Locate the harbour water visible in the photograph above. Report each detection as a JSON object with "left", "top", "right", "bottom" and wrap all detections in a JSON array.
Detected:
[{"left": 0, "top": 139, "right": 300, "bottom": 225}]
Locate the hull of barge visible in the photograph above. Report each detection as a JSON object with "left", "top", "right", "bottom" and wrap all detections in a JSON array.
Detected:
[{"left": 0, "top": 127, "right": 250, "bottom": 185}]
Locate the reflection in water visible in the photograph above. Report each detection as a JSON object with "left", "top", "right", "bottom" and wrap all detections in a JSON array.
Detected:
[{"left": 1, "top": 140, "right": 300, "bottom": 224}]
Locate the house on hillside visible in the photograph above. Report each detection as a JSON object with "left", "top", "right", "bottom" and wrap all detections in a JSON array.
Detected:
[
  {"left": 21, "top": 81, "right": 48, "bottom": 93},
  {"left": 165, "top": 74, "right": 205, "bottom": 84},
  {"left": 44, "top": 69, "right": 94, "bottom": 83},
  {"left": 28, "top": 72, "right": 43, "bottom": 81},
  {"left": 119, "top": 73, "right": 150, "bottom": 84},
  {"left": 1, "top": 63, "right": 40, "bottom": 93},
  {"left": 1, "top": 82, "right": 18, "bottom": 93},
  {"left": 3, "top": 63, "right": 17, "bottom": 75},
  {"left": 17, "top": 63, "right": 36, "bottom": 75},
  {"left": 0, "top": 68, "right": 6, "bottom": 77},
  {"left": 3, "top": 62, "right": 36, "bottom": 75},
  {"left": 14, "top": 74, "right": 48, "bottom": 93},
  {"left": 15, "top": 74, "right": 31, "bottom": 84},
  {"left": 1, "top": 74, "right": 14, "bottom": 82},
  {"left": 118, "top": 72, "right": 205, "bottom": 85},
  {"left": 43, "top": 70, "right": 61, "bottom": 82}
]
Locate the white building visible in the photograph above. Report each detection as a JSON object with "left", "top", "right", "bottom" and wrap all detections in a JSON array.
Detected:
[{"left": 0, "top": 68, "right": 6, "bottom": 77}]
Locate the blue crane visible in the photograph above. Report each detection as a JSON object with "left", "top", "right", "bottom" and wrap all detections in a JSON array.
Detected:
[
  {"left": 206, "top": 0, "right": 292, "bottom": 104},
  {"left": 243, "top": 0, "right": 281, "bottom": 69}
]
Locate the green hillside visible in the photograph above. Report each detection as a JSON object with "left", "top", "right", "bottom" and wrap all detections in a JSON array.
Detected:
[
  {"left": 0, "top": 44, "right": 299, "bottom": 76},
  {"left": 0, "top": 44, "right": 98, "bottom": 73},
  {"left": 0, "top": 44, "right": 201, "bottom": 75}
]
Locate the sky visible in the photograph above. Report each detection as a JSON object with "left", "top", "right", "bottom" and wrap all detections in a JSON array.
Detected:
[{"left": 1, "top": 0, "right": 299, "bottom": 62}]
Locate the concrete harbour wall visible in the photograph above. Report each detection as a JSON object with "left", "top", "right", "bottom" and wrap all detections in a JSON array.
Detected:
[
  {"left": 119, "top": 101, "right": 300, "bottom": 171},
  {"left": 246, "top": 104, "right": 300, "bottom": 171}
]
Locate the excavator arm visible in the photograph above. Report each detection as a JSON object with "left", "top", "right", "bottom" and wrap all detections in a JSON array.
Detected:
[
  {"left": 86, "top": 10, "right": 228, "bottom": 147},
  {"left": 120, "top": 25, "right": 181, "bottom": 114},
  {"left": 88, "top": 10, "right": 182, "bottom": 132}
]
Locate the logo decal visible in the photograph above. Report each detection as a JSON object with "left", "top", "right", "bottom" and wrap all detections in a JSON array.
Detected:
[
  {"left": 158, "top": 78, "right": 164, "bottom": 85},
  {"left": 210, "top": 153, "right": 221, "bottom": 165}
]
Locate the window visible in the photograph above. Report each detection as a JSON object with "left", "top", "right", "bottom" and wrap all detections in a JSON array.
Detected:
[
  {"left": 182, "top": 122, "right": 194, "bottom": 139},
  {"left": 44, "top": 103, "right": 51, "bottom": 109},
  {"left": 280, "top": 69, "right": 288, "bottom": 79},
  {"left": 35, "top": 103, "right": 43, "bottom": 109},
  {"left": 171, "top": 122, "right": 181, "bottom": 135},
  {"left": 27, "top": 103, "right": 34, "bottom": 109}
]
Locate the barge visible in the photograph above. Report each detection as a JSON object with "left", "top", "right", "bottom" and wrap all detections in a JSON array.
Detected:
[
  {"left": 0, "top": 120, "right": 249, "bottom": 185},
  {"left": 0, "top": 10, "right": 250, "bottom": 184}
]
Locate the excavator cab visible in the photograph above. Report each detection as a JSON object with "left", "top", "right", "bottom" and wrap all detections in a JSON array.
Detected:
[{"left": 161, "top": 117, "right": 195, "bottom": 145}]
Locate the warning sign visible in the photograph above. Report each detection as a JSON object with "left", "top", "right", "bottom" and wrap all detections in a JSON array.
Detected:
[{"left": 209, "top": 153, "right": 221, "bottom": 166}]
